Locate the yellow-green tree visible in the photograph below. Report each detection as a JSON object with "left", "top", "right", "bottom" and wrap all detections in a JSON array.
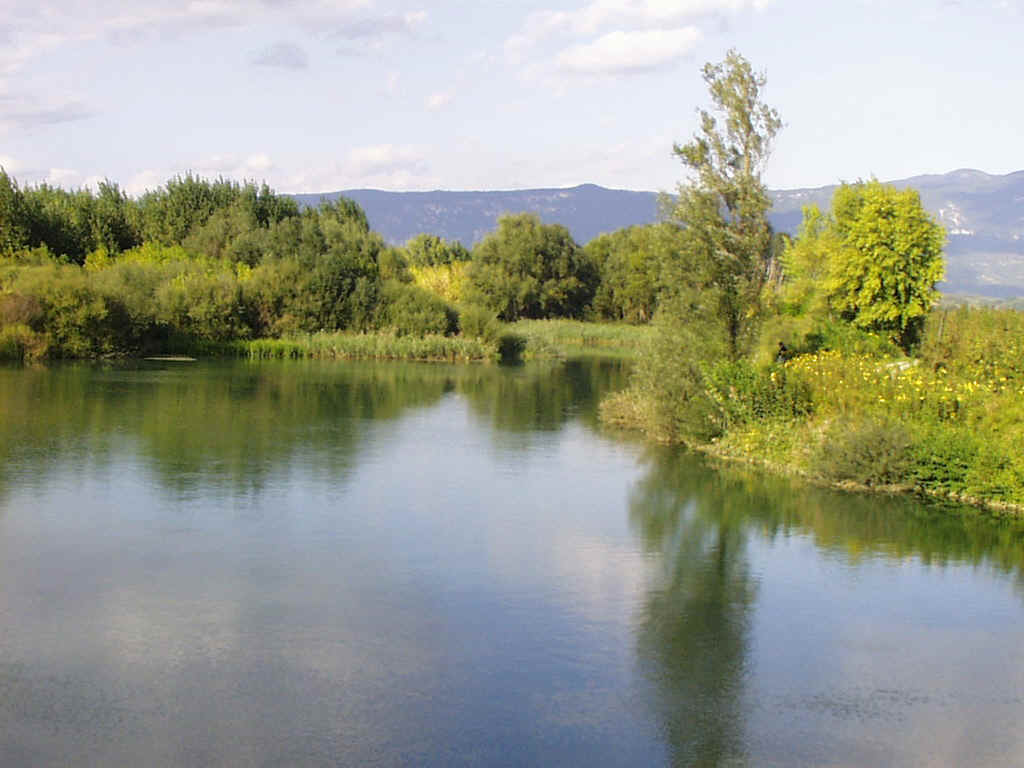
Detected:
[
  {"left": 781, "top": 181, "right": 945, "bottom": 352},
  {"left": 826, "top": 181, "right": 945, "bottom": 349}
]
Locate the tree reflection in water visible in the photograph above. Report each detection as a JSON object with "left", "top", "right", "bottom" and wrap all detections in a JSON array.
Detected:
[
  {"left": 629, "top": 445, "right": 1024, "bottom": 766},
  {"left": 631, "top": 449, "right": 756, "bottom": 767}
]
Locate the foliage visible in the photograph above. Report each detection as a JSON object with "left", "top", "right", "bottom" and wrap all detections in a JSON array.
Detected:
[
  {"left": 403, "top": 233, "right": 470, "bottom": 267},
  {"left": 780, "top": 182, "right": 945, "bottom": 353},
  {"left": 664, "top": 49, "right": 782, "bottom": 360},
  {"left": 824, "top": 181, "right": 945, "bottom": 350},
  {"left": 508, "top": 318, "right": 656, "bottom": 359},
  {"left": 467, "top": 213, "right": 597, "bottom": 321},
  {"left": 242, "top": 331, "right": 500, "bottom": 362},
  {"left": 812, "top": 418, "right": 912, "bottom": 487},
  {"left": 702, "top": 360, "right": 812, "bottom": 431},
  {"left": 375, "top": 280, "right": 458, "bottom": 337},
  {"left": 410, "top": 261, "right": 470, "bottom": 305},
  {"left": 0, "top": 170, "right": 30, "bottom": 253},
  {"left": 0, "top": 172, "right": 477, "bottom": 358},
  {"left": 918, "top": 305, "right": 1024, "bottom": 380},
  {"left": 458, "top": 304, "right": 502, "bottom": 343},
  {"left": 585, "top": 223, "right": 682, "bottom": 323},
  {"left": 137, "top": 174, "right": 299, "bottom": 245}
]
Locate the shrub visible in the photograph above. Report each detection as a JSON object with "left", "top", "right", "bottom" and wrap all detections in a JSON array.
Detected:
[
  {"left": 409, "top": 262, "right": 469, "bottom": 305},
  {"left": 458, "top": 304, "right": 502, "bottom": 343},
  {"left": 703, "top": 360, "right": 813, "bottom": 430},
  {"left": 813, "top": 418, "right": 912, "bottom": 486},
  {"left": 907, "top": 425, "right": 980, "bottom": 495},
  {"left": 0, "top": 323, "right": 49, "bottom": 361},
  {"left": 374, "top": 281, "right": 458, "bottom": 337},
  {"left": 467, "top": 213, "right": 597, "bottom": 321}
]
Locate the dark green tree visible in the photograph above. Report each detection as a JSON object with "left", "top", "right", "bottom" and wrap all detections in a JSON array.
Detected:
[
  {"left": 467, "top": 213, "right": 597, "bottom": 321},
  {"left": 586, "top": 222, "right": 683, "bottom": 323}
]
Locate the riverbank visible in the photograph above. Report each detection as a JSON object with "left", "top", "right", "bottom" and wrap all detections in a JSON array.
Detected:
[
  {"left": 598, "top": 348, "right": 1024, "bottom": 518},
  {"left": 508, "top": 319, "right": 654, "bottom": 359},
  {"left": 0, "top": 319, "right": 650, "bottom": 365},
  {"left": 601, "top": 319, "right": 1024, "bottom": 515}
]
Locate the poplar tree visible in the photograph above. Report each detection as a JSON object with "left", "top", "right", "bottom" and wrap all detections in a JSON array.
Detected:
[{"left": 665, "top": 49, "right": 782, "bottom": 360}]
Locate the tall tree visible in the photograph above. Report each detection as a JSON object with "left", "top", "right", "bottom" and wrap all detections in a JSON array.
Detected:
[{"left": 667, "top": 49, "right": 782, "bottom": 359}]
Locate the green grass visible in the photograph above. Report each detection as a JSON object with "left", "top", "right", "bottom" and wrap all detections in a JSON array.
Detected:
[
  {"left": 507, "top": 319, "right": 655, "bottom": 359},
  {"left": 238, "top": 331, "right": 501, "bottom": 363}
]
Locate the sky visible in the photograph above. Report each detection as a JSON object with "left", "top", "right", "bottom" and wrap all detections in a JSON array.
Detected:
[{"left": 1, "top": 0, "right": 1022, "bottom": 196}]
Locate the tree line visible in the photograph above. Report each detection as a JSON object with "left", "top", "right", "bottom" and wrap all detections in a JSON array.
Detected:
[{"left": 0, "top": 166, "right": 693, "bottom": 360}]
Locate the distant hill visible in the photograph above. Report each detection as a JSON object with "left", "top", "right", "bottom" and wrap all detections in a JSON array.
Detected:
[
  {"left": 291, "top": 183, "right": 660, "bottom": 247},
  {"left": 291, "top": 169, "right": 1024, "bottom": 298}
]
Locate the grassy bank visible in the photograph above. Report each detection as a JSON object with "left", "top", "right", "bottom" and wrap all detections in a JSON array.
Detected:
[
  {"left": 0, "top": 315, "right": 654, "bottom": 365},
  {"left": 239, "top": 332, "right": 501, "bottom": 363},
  {"left": 601, "top": 307, "right": 1024, "bottom": 513},
  {"left": 509, "top": 319, "right": 654, "bottom": 359}
]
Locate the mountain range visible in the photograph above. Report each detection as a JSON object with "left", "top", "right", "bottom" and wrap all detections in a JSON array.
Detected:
[{"left": 291, "top": 169, "right": 1024, "bottom": 298}]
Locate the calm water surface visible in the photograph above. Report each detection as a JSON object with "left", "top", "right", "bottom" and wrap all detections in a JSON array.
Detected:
[{"left": 2, "top": 359, "right": 1023, "bottom": 767}]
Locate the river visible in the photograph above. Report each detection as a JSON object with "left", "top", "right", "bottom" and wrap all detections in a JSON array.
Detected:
[{"left": 1, "top": 359, "right": 1022, "bottom": 766}]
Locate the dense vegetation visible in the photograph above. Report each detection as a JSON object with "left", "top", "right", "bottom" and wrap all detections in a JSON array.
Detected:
[
  {"left": 0, "top": 170, "right": 669, "bottom": 363},
  {"left": 599, "top": 50, "right": 1024, "bottom": 511},
  {"left": 0, "top": 171, "right": 513, "bottom": 361}
]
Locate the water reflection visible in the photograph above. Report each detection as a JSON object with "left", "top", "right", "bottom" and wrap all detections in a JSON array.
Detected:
[
  {"left": 3, "top": 361, "right": 1024, "bottom": 766},
  {"left": 631, "top": 452, "right": 756, "bottom": 767},
  {"left": 629, "top": 447, "right": 1024, "bottom": 765},
  {"left": 0, "top": 358, "right": 630, "bottom": 502}
]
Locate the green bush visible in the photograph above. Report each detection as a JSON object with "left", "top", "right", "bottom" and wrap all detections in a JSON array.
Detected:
[
  {"left": 907, "top": 425, "right": 980, "bottom": 495},
  {"left": 458, "top": 304, "right": 502, "bottom": 343},
  {"left": 964, "top": 441, "right": 1024, "bottom": 505},
  {"left": 814, "top": 418, "right": 912, "bottom": 486},
  {"left": 496, "top": 333, "right": 526, "bottom": 363},
  {"left": 374, "top": 281, "right": 458, "bottom": 337},
  {"left": 919, "top": 306, "right": 1024, "bottom": 380},
  {"left": 704, "top": 360, "right": 813, "bottom": 430}
]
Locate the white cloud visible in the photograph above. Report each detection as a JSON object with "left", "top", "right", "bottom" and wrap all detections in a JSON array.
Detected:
[
  {"left": 103, "top": 145, "right": 437, "bottom": 195},
  {"left": 557, "top": 26, "right": 701, "bottom": 74},
  {"left": 425, "top": 89, "right": 454, "bottom": 110},
  {"left": 282, "top": 144, "right": 438, "bottom": 191},
  {"left": 0, "top": 2, "right": 429, "bottom": 91},
  {"left": 124, "top": 169, "right": 168, "bottom": 196},
  {"left": 504, "top": 0, "right": 769, "bottom": 84},
  {"left": 193, "top": 152, "right": 276, "bottom": 179},
  {"left": 347, "top": 144, "right": 425, "bottom": 176},
  {"left": 251, "top": 41, "right": 309, "bottom": 69},
  {"left": 516, "top": 0, "right": 771, "bottom": 46}
]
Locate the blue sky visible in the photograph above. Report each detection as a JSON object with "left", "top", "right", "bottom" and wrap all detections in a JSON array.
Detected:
[{"left": 1, "top": 0, "right": 1021, "bottom": 195}]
